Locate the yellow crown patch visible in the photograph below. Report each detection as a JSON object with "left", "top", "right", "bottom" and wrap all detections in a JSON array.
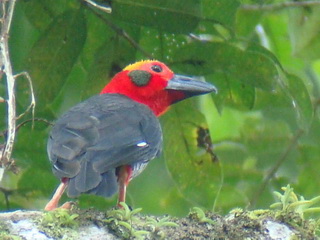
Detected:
[{"left": 124, "top": 60, "right": 157, "bottom": 71}]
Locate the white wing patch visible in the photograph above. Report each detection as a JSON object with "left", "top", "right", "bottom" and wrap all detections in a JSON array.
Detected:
[
  {"left": 137, "top": 141, "right": 148, "bottom": 147},
  {"left": 53, "top": 163, "right": 63, "bottom": 172}
]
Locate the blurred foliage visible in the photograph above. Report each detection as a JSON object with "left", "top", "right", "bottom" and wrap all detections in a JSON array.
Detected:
[{"left": 1, "top": 0, "right": 320, "bottom": 218}]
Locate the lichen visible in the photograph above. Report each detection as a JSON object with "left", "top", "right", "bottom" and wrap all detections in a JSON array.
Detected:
[
  {"left": 0, "top": 221, "right": 22, "bottom": 240},
  {"left": 37, "top": 209, "right": 79, "bottom": 239}
]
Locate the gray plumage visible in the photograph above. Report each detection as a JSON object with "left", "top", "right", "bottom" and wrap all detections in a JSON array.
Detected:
[{"left": 47, "top": 94, "right": 162, "bottom": 198}]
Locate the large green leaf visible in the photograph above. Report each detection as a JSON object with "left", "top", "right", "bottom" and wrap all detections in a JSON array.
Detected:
[
  {"left": 82, "top": 42, "right": 115, "bottom": 99},
  {"left": 23, "top": 0, "right": 78, "bottom": 31},
  {"left": 288, "top": 6, "right": 320, "bottom": 60},
  {"left": 162, "top": 100, "right": 221, "bottom": 208},
  {"left": 235, "top": 7, "right": 263, "bottom": 37},
  {"left": 295, "top": 120, "right": 320, "bottom": 196},
  {"left": 246, "top": 43, "right": 284, "bottom": 70},
  {"left": 80, "top": 9, "right": 113, "bottom": 70},
  {"left": 82, "top": 27, "right": 140, "bottom": 99},
  {"left": 173, "top": 41, "right": 278, "bottom": 91},
  {"left": 137, "top": 28, "right": 189, "bottom": 62},
  {"left": 284, "top": 73, "right": 313, "bottom": 130},
  {"left": 296, "top": 145, "right": 320, "bottom": 192},
  {"left": 25, "top": 9, "right": 86, "bottom": 110},
  {"left": 112, "top": 0, "right": 201, "bottom": 33},
  {"left": 202, "top": 0, "right": 240, "bottom": 28},
  {"left": 207, "top": 72, "right": 255, "bottom": 112},
  {"left": 254, "top": 73, "right": 313, "bottom": 131}
]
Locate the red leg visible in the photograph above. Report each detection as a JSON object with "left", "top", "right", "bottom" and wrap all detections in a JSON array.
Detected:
[
  {"left": 117, "top": 165, "right": 132, "bottom": 208},
  {"left": 44, "top": 178, "right": 69, "bottom": 211}
]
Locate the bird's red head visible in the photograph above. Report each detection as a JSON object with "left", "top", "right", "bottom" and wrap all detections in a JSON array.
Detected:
[{"left": 101, "top": 60, "right": 217, "bottom": 116}]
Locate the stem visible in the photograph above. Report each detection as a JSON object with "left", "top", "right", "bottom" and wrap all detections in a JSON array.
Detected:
[
  {"left": 83, "top": 0, "right": 112, "bottom": 13},
  {"left": 241, "top": 1, "right": 320, "bottom": 11},
  {"left": 0, "top": 0, "right": 17, "bottom": 174}
]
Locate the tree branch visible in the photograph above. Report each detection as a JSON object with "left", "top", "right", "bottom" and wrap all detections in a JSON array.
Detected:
[
  {"left": 83, "top": 0, "right": 112, "bottom": 13},
  {"left": 241, "top": 1, "right": 320, "bottom": 11},
  {"left": 0, "top": 0, "right": 17, "bottom": 179}
]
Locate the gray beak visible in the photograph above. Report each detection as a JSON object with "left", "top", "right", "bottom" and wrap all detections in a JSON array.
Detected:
[{"left": 166, "top": 74, "right": 217, "bottom": 96}]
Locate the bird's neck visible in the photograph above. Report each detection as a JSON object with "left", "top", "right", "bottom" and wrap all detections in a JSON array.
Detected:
[
  {"left": 100, "top": 90, "right": 171, "bottom": 116},
  {"left": 135, "top": 93, "right": 172, "bottom": 116}
]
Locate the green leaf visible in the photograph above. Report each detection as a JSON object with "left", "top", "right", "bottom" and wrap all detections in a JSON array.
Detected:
[
  {"left": 80, "top": 9, "right": 113, "bottom": 69},
  {"left": 23, "top": 0, "right": 78, "bottom": 31},
  {"left": 25, "top": 9, "right": 86, "bottom": 110},
  {"left": 173, "top": 41, "right": 279, "bottom": 91},
  {"left": 284, "top": 73, "right": 313, "bottom": 130},
  {"left": 112, "top": 0, "right": 201, "bottom": 33},
  {"left": 208, "top": 72, "right": 255, "bottom": 112},
  {"left": 288, "top": 6, "right": 320, "bottom": 60},
  {"left": 236, "top": 7, "right": 263, "bottom": 37},
  {"left": 81, "top": 42, "right": 114, "bottom": 99},
  {"left": 82, "top": 29, "right": 140, "bottom": 99},
  {"left": 246, "top": 43, "right": 284, "bottom": 70},
  {"left": 137, "top": 28, "right": 189, "bottom": 62},
  {"left": 202, "top": 0, "right": 240, "bottom": 28},
  {"left": 162, "top": 100, "right": 221, "bottom": 208},
  {"left": 254, "top": 72, "right": 312, "bottom": 131},
  {"left": 295, "top": 144, "right": 320, "bottom": 196}
]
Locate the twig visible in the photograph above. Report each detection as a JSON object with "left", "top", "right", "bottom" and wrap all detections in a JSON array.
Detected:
[
  {"left": 0, "top": 118, "right": 53, "bottom": 139},
  {"left": 249, "top": 129, "right": 305, "bottom": 209},
  {"left": 0, "top": 0, "right": 17, "bottom": 175},
  {"left": 0, "top": 186, "right": 15, "bottom": 209},
  {"left": 83, "top": 0, "right": 112, "bottom": 13},
  {"left": 241, "top": 1, "right": 320, "bottom": 11},
  {"left": 14, "top": 72, "right": 36, "bottom": 121}
]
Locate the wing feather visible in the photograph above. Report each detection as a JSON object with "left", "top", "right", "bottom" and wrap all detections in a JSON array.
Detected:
[{"left": 48, "top": 94, "right": 162, "bottom": 197}]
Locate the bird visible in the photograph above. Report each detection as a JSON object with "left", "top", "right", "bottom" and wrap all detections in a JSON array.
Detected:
[{"left": 44, "top": 60, "right": 217, "bottom": 211}]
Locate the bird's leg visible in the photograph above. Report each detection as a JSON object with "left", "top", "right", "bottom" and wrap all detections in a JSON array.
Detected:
[
  {"left": 44, "top": 178, "right": 69, "bottom": 211},
  {"left": 117, "top": 165, "right": 132, "bottom": 208}
]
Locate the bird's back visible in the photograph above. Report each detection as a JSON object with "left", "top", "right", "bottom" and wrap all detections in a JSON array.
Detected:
[{"left": 48, "top": 94, "right": 162, "bottom": 198}]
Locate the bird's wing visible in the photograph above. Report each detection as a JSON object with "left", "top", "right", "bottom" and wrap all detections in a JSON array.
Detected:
[{"left": 48, "top": 94, "right": 162, "bottom": 197}]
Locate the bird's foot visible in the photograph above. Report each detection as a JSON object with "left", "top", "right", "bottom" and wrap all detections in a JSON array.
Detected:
[
  {"left": 60, "top": 201, "right": 76, "bottom": 210},
  {"left": 44, "top": 201, "right": 76, "bottom": 211}
]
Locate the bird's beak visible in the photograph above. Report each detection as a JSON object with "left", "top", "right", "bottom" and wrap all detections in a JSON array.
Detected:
[{"left": 165, "top": 74, "right": 217, "bottom": 96}]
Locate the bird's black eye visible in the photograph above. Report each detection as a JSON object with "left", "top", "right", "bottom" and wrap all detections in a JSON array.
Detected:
[{"left": 151, "top": 65, "right": 162, "bottom": 73}]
